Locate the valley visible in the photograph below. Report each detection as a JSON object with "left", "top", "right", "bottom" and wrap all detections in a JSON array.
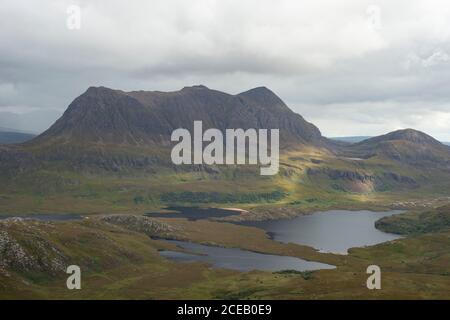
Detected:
[{"left": 0, "top": 205, "right": 449, "bottom": 299}]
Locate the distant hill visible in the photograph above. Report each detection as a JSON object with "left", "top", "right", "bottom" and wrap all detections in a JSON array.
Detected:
[
  {"left": 0, "top": 128, "right": 36, "bottom": 144},
  {"left": 0, "top": 126, "right": 36, "bottom": 134},
  {"left": 340, "top": 129, "right": 450, "bottom": 166},
  {"left": 330, "top": 136, "right": 372, "bottom": 143},
  {"left": 332, "top": 135, "right": 450, "bottom": 146},
  {"left": 0, "top": 109, "right": 61, "bottom": 134}
]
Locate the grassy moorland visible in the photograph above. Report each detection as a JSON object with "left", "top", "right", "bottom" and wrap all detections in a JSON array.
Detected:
[
  {"left": 1, "top": 147, "right": 448, "bottom": 216},
  {"left": 0, "top": 204, "right": 449, "bottom": 299},
  {"left": 1, "top": 144, "right": 450, "bottom": 299}
]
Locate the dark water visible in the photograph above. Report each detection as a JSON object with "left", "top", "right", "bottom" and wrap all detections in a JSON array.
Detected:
[
  {"left": 145, "top": 206, "right": 239, "bottom": 221},
  {"left": 0, "top": 213, "right": 83, "bottom": 221},
  {"left": 160, "top": 240, "right": 335, "bottom": 272},
  {"left": 241, "top": 210, "right": 403, "bottom": 254}
]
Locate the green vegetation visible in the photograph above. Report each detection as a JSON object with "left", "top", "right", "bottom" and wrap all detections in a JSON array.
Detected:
[
  {"left": 1, "top": 209, "right": 449, "bottom": 299},
  {"left": 1, "top": 138, "right": 450, "bottom": 299},
  {"left": 274, "top": 270, "right": 314, "bottom": 280},
  {"left": 376, "top": 205, "right": 450, "bottom": 235},
  {"left": 1, "top": 143, "right": 450, "bottom": 216},
  {"left": 289, "top": 198, "right": 318, "bottom": 205},
  {"left": 160, "top": 190, "right": 288, "bottom": 204}
]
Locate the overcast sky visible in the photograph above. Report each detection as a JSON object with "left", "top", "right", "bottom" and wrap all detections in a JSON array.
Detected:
[{"left": 1, "top": 0, "right": 450, "bottom": 140}]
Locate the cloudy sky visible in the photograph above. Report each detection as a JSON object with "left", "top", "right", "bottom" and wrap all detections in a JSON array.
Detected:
[{"left": 1, "top": 0, "right": 450, "bottom": 140}]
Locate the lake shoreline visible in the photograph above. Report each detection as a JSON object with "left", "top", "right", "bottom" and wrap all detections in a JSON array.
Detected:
[
  {"left": 238, "top": 209, "right": 404, "bottom": 254},
  {"left": 159, "top": 239, "right": 336, "bottom": 272}
]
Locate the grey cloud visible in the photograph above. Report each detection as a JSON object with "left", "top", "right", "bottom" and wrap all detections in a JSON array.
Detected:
[{"left": 1, "top": 0, "right": 450, "bottom": 140}]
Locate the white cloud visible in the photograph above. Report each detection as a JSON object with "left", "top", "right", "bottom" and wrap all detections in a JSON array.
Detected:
[
  {"left": 404, "top": 50, "right": 450, "bottom": 70},
  {"left": 0, "top": 0, "right": 390, "bottom": 73},
  {"left": 295, "top": 100, "right": 450, "bottom": 141}
]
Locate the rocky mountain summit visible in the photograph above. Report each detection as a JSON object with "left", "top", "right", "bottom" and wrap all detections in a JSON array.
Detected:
[{"left": 32, "top": 85, "right": 326, "bottom": 148}]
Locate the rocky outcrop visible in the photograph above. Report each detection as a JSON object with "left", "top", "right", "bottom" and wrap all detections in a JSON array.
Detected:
[
  {"left": 0, "top": 220, "right": 67, "bottom": 275},
  {"left": 0, "top": 215, "right": 182, "bottom": 277},
  {"left": 98, "top": 214, "right": 179, "bottom": 238}
]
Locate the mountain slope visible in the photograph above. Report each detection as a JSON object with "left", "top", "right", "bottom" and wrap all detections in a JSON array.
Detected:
[{"left": 32, "top": 87, "right": 172, "bottom": 146}]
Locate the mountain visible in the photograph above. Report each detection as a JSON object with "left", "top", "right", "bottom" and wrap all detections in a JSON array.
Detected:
[
  {"left": 0, "top": 85, "right": 336, "bottom": 175},
  {"left": 3, "top": 86, "right": 449, "bottom": 172},
  {"left": 1, "top": 84, "right": 450, "bottom": 217},
  {"left": 342, "top": 129, "right": 450, "bottom": 166},
  {"left": 1, "top": 85, "right": 450, "bottom": 198},
  {"left": 31, "top": 85, "right": 326, "bottom": 148}
]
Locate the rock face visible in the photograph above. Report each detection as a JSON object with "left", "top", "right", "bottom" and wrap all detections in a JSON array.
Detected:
[{"left": 31, "top": 85, "right": 326, "bottom": 147}]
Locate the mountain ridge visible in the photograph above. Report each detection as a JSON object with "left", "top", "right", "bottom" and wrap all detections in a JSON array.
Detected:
[
  {"left": 2, "top": 85, "right": 449, "bottom": 178},
  {"left": 30, "top": 85, "right": 327, "bottom": 149}
]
